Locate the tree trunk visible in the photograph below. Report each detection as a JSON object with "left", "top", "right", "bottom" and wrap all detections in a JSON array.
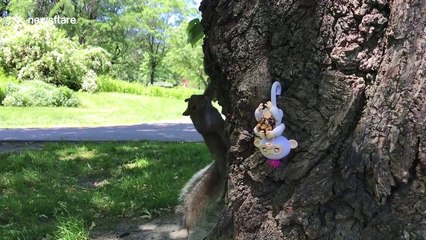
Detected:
[
  {"left": 150, "top": 62, "right": 156, "bottom": 85},
  {"left": 200, "top": 0, "right": 425, "bottom": 239}
]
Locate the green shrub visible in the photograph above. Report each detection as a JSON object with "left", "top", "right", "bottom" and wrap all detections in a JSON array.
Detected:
[
  {"left": 97, "top": 75, "right": 202, "bottom": 100},
  {"left": 0, "top": 84, "right": 5, "bottom": 103},
  {"left": 0, "top": 17, "right": 111, "bottom": 90},
  {"left": 0, "top": 67, "right": 18, "bottom": 83},
  {"left": 1, "top": 81, "right": 80, "bottom": 107},
  {"left": 0, "top": 67, "right": 19, "bottom": 102}
]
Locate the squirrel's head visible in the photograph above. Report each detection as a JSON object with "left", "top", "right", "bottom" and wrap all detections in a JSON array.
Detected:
[{"left": 183, "top": 94, "right": 210, "bottom": 116}]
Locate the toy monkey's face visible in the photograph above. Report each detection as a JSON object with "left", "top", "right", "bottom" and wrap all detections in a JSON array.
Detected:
[
  {"left": 254, "top": 136, "right": 298, "bottom": 159},
  {"left": 259, "top": 137, "right": 291, "bottom": 159},
  {"left": 183, "top": 95, "right": 209, "bottom": 116}
]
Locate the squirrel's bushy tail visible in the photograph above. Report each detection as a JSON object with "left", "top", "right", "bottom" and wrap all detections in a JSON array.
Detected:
[{"left": 176, "top": 162, "right": 224, "bottom": 229}]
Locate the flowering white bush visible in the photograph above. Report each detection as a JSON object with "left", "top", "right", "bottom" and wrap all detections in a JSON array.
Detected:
[
  {"left": 81, "top": 70, "right": 98, "bottom": 93},
  {"left": 0, "top": 17, "right": 111, "bottom": 90}
]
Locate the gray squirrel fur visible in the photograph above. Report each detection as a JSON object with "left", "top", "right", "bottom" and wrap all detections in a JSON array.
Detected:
[{"left": 176, "top": 94, "right": 228, "bottom": 229}]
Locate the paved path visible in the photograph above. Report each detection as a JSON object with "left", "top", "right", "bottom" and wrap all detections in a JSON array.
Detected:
[{"left": 0, "top": 122, "right": 203, "bottom": 142}]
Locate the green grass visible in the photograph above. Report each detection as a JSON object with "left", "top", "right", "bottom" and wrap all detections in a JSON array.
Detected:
[
  {"left": 53, "top": 216, "right": 90, "bottom": 240},
  {"left": 0, "top": 142, "right": 211, "bottom": 239},
  {"left": 0, "top": 92, "right": 189, "bottom": 128}
]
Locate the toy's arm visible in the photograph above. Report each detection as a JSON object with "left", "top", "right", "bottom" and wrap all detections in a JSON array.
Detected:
[
  {"left": 269, "top": 107, "right": 283, "bottom": 124},
  {"left": 266, "top": 123, "right": 285, "bottom": 139},
  {"left": 254, "top": 105, "right": 263, "bottom": 121}
]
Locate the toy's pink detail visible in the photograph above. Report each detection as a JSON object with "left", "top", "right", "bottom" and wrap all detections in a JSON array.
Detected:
[{"left": 267, "top": 159, "right": 282, "bottom": 168}]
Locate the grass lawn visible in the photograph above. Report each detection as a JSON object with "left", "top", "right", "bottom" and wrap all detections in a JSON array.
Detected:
[
  {"left": 0, "top": 92, "right": 189, "bottom": 128},
  {"left": 0, "top": 142, "right": 211, "bottom": 239}
]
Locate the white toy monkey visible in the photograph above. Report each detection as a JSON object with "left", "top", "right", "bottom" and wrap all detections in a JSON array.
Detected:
[{"left": 254, "top": 82, "right": 298, "bottom": 167}]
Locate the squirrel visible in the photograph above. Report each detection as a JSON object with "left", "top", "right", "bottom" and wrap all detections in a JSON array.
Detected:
[
  {"left": 177, "top": 94, "right": 228, "bottom": 230},
  {"left": 254, "top": 101, "right": 285, "bottom": 139}
]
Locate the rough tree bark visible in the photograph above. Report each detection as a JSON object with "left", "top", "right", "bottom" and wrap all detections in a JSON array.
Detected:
[{"left": 200, "top": 0, "right": 425, "bottom": 239}]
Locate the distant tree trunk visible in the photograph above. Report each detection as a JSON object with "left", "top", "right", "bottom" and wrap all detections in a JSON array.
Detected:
[
  {"left": 150, "top": 63, "right": 156, "bottom": 85},
  {"left": 201, "top": 0, "right": 425, "bottom": 239},
  {"left": 198, "top": 73, "right": 208, "bottom": 89}
]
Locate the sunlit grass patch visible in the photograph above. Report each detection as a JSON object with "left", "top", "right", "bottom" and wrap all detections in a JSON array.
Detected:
[
  {"left": 53, "top": 216, "right": 90, "bottom": 240},
  {"left": 0, "top": 92, "right": 190, "bottom": 128},
  {"left": 0, "top": 142, "right": 211, "bottom": 239},
  {"left": 123, "top": 158, "right": 150, "bottom": 169}
]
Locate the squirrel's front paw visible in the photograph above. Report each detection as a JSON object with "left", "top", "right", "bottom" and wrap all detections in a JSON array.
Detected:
[
  {"left": 257, "top": 131, "right": 266, "bottom": 138},
  {"left": 266, "top": 131, "right": 275, "bottom": 139}
]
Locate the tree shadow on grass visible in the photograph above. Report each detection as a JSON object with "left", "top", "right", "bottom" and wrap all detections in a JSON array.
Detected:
[{"left": 0, "top": 141, "right": 211, "bottom": 239}]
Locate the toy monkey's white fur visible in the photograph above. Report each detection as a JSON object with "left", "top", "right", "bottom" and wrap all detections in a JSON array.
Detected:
[{"left": 254, "top": 81, "right": 298, "bottom": 162}]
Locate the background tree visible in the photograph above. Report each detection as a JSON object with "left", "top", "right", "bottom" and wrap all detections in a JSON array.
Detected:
[
  {"left": 200, "top": 0, "right": 426, "bottom": 239},
  {"left": 33, "top": 0, "right": 59, "bottom": 17},
  {"left": 4, "top": 0, "right": 199, "bottom": 85},
  {"left": 45, "top": 0, "right": 142, "bottom": 80},
  {"left": 6, "top": 0, "right": 33, "bottom": 17},
  {"left": 161, "top": 21, "right": 207, "bottom": 88},
  {"left": 135, "top": 0, "right": 188, "bottom": 85}
]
